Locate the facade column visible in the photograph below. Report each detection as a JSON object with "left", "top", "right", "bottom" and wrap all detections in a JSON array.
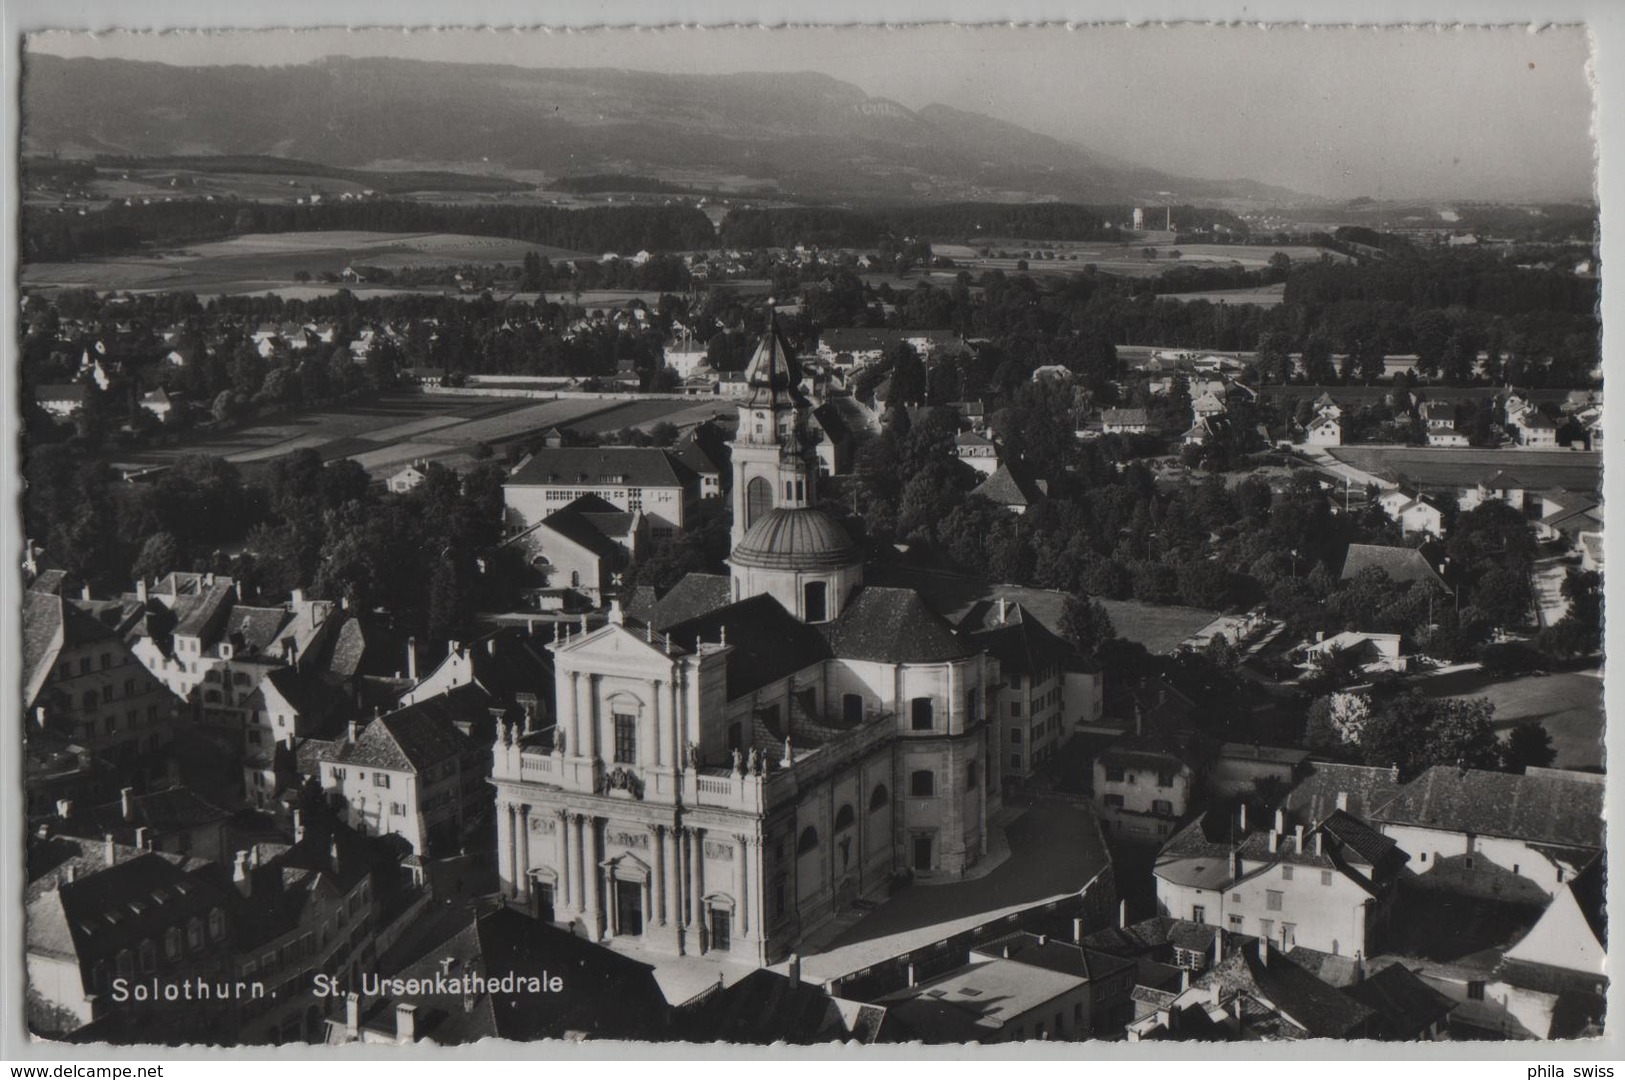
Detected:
[
  {"left": 734, "top": 835, "right": 749, "bottom": 936},
  {"left": 979, "top": 729, "right": 989, "bottom": 858},
  {"left": 572, "top": 814, "right": 587, "bottom": 915},
  {"left": 568, "top": 672, "right": 581, "bottom": 755},
  {"left": 668, "top": 824, "right": 686, "bottom": 952},
  {"left": 517, "top": 805, "right": 531, "bottom": 900},
  {"left": 650, "top": 680, "right": 663, "bottom": 769},
  {"left": 693, "top": 827, "right": 707, "bottom": 950},
  {"left": 504, "top": 803, "right": 518, "bottom": 898},
  {"left": 680, "top": 828, "right": 694, "bottom": 928},
  {"left": 587, "top": 674, "right": 602, "bottom": 761},
  {"left": 584, "top": 816, "right": 603, "bottom": 940},
  {"left": 652, "top": 825, "right": 667, "bottom": 925},
  {"left": 557, "top": 809, "right": 571, "bottom": 910}
]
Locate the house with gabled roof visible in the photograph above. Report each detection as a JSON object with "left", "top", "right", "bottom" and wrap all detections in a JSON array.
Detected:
[
  {"left": 1369, "top": 765, "right": 1603, "bottom": 902},
  {"left": 503, "top": 446, "right": 690, "bottom": 538},
  {"left": 969, "top": 461, "right": 1047, "bottom": 514},
  {"left": 1154, "top": 799, "right": 1409, "bottom": 959},
  {"left": 1339, "top": 543, "right": 1450, "bottom": 590}
]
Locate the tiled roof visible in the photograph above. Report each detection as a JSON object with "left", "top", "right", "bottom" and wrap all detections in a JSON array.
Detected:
[
  {"left": 1339, "top": 543, "right": 1448, "bottom": 589},
  {"left": 328, "top": 701, "right": 475, "bottom": 773},
  {"left": 26, "top": 853, "right": 231, "bottom": 969},
  {"left": 1318, "top": 809, "right": 1402, "bottom": 869},
  {"left": 1371, "top": 765, "right": 1604, "bottom": 850},
  {"left": 970, "top": 462, "right": 1043, "bottom": 509},
  {"left": 506, "top": 447, "right": 683, "bottom": 490},
  {"left": 542, "top": 497, "right": 633, "bottom": 563},
  {"left": 637, "top": 573, "right": 732, "bottom": 632},
  {"left": 1281, "top": 761, "right": 1403, "bottom": 824},
  {"left": 975, "top": 931, "right": 1136, "bottom": 983},
  {"left": 1344, "top": 963, "right": 1457, "bottom": 1038},
  {"left": 820, "top": 586, "right": 969, "bottom": 664},
  {"left": 693, "top": 968, "right": 886, "bottom": 1044},
  {"left": 956, "top": 599, "right": 1078, "bottom": 675},
  {"left": 1197, "top": 946, "right": 1375, "bottom": 1039}
]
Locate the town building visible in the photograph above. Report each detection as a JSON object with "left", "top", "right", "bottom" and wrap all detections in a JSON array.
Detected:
[
  {"left": 1304, "top": 413, "right": 1342, "bottom": 447},
  {"left": 1093, "top": 737, "right": 1202, "bottom": 843},
  {"left": 1100, "top": 408, "right": 1151, "bottom": 436},
  {"left": 1368, "top": 766, "right": 1603, "bottom": 902},
  {"left": 504, "top": 493, "right": 642, "bottom": 604},
  {"left": 953, "top": 430, "right": 999, "bottom": 475},
  {"left": 487, "top": 314, "right": 1005, "bottom": 968},
  {"left": 1154, "top": 801, "right": 1409, "bottom": 958},
  {"left": 34, "top": 384, "right": 88, "bottom": 419},
  {"left": 24, "top": 592, "right": 182, "bottom": 774},
  {"left": 385, "top": 463, "right": 427, "bottom": 494},
  {"left": 503, "top": 447, "right": 691, "bottom": 540},
  {"left": 957, "top": 597, "right": 1100, "bottom": 781}
]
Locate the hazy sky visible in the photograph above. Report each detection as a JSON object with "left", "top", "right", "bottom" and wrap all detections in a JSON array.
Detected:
[{"left": 28, "top": 24, "right": 1596, "bottom": 201}]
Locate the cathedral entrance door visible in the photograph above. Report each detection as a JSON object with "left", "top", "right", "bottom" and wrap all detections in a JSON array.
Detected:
[{"left": 615, "top": 878, "right": 644, "bottom": 937}]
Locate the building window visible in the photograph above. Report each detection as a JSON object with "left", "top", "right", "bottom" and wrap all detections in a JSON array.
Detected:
[
  {"left": 1281, "top": 865, "right": 1294, "bottom": 881},
  {"left": 1010, "top": 754, "right": 1022, "bottom": 768},
  {"left": 1321, "top": 870, "right": 1334, "bottom": 886},
  {"left": 745, "top": 477, "right": 773, "bottom": 529},
  {"left": 1104, "top": 765, "right": 1124, "bottom": 783},
  {"left": 1467, "top": 981, "right": 1485, "bottom": 1001},
  {"left": 1259, "top": 919, "right": 1274, "bottom": 940},
  {"left": 373, "top": 773, "right": 391, "bottom": 788},
  {"left": 1103, "top": 794, "right": 1124, "bottom": 809},
  {"left": 1281, "top": 923, "right": 1296, "bottom": 948},
  {"left": 1266, "top": 890, "right": 1283, "bottom": 912},
  {"left": 1009, "top": 702, "right": 1021, "bottom": 718},
  {"left": 187, "top": 918, "right": 204, "bottom": 951},
  {"left": 1010, "top": 729, "right": 1022, "bottom": 744},
  {"left": 101, "top": 653, "right": 112, "bottom": 670},
  {"left": 911, "top": 698, "right": 933, "bottom": 731},
  {"left": 1009, "top": 673, "right": 1022, "bottom": 690},
  {"left": 910, "top": 770, "right": 935, "bottom": 798},
  {"left": 138, "top": 940, "right": 157, "bottom": 973},
  {"left": 913, "top": 835, "right": 933, "bottom": 870},
  {"left": 803, "top": 581, "right": 828, "bottom": 623},
  {"left": 843, "top": 694, "right": 864, "bottom": 725},
  {"left": 1192, "top": 905, "right": 1206, "bottom": 923},
  {"left": 613, "top": 713, "right": 637, "bottom": 764},
  {"left": 869, "top": 784, "right": 889, "bottom": 811},
  {"left": 797, "top": 826, "right": 819, "bottom": 855},
  {"left": 835, "top": 805, "right": 855, "bottom": 832},
  {"left": 1228, "top": 914, "right": 1244, "bottom": 931},
  {"left": 1152, "top": 799, "right": 1173, "bottom": 815},
  {"left": 164, "top": 928, "right": 182, "bottom": 961}
]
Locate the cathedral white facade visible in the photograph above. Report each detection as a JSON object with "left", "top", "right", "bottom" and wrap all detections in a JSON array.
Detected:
[{"left": 490, "top": 316, "right": 1005, "bottom": 967}]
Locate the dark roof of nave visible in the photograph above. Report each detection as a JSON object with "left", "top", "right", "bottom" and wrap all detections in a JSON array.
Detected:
[
  {"left": 819, "top": 586, "right": 970, "bottom": 664},
  {"left": 634, "top": 573, "right": 732, "bottom": 632},
  {"left": 664, "top": 594, "right": 832, "bottom": 699}
]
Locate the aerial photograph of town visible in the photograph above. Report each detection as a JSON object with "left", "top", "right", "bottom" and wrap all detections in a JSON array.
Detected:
[{"left": 11, "top": 21, "right": 1607, "bottom": 1052}]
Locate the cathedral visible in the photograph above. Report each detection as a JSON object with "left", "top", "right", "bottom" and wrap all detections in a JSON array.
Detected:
[{"left": 490, "top": 315, "right": 1004, "bottom": 967}]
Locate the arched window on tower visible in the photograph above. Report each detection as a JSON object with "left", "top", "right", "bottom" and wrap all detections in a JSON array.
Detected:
[
  {"left": 804, "top": 581, "right": 828, "bottom": 623},
  {"left": 746, "top": 477, "right": 773, "bottom": 530}
]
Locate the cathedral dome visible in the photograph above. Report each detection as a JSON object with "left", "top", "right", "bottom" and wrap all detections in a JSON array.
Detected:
[{"left": 731, "top": 507, "right": 860, "bottom": 572}]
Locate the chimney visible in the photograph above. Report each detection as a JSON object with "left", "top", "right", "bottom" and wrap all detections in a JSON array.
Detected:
[
  {"left": 1256, "top": 938, "right": 1269, "bottom": 967},
  {"left": 406, "top": 636, "right": 417, "bottom": 681},
  {"left": 787, "top": 953, "right": 802, "bottom": 983},
  {"left": 1335, "top": 791, "right": 1349, "bottom": 812},
  {"left": 120, "top": 787, "right": 134, "bottom": 821},
  {"left": 66, "top": 863, "right": 78, "bottom": 884},
  {"left": 1267, "top": 830, "right": 1278, "bottom": 854},
  {"left": 1180, "top": 967, "right": 1190, "bottom": 991},
  {"left": 395, "top": 1003, "right": 417, "bottom": 1045},
  {"left": 55, "top": 799, "right": 72, "bottom": 819},
  {"left": 293, "top": 809, "right": 305, "bottom": 844},
  {"left": 291, "top": 588, "right": 304, "bottom": 607},
  {"left": 81, "top": 583, "right": 92, "bottom": 601},
  {"left": 486, "top": 636, "right": 497, "bottom": 656},
  {"left": 997, "top": 596, "right": 1008, "bottom": 624},
  {"left": 136, "top": 579, "right": 148, "bottom": 602},
  {"left": 1002, "top": 944, "right": 1012, "bottom": 958},
  {"left": 135, "top": 826, "right": 150, "bottom": 851},
  {"left": 330, "top": 838, "right": 342, "bottom": 875},
  {"left": 1294, "top": 824, "right": 1304, "bottom": 853},
  {"left": 1315, "top": 832, "right": 1324, "bottom": 857},
  {"left": 1273, "top": 809, "right": 1285, "bottom": 833},
  {"left": 345, "top": 992, "right": 361, "bottom": 1039},
  {"left": 232, "top": 850, "right": 252, "bottom": 897},
  {"left": 1073, "top": 917, "right": 1085, "bottom": 944},
  {"left": 1209, "top": 981, "right": 1220, "bottom": 1007},
  {"left": 906, "top": 963, "right": 918, "bottom": 988},
  {"left": 1037, "top": 934, "right": 1048, "bottom": 947},
  {"left": 103, "top": 833, "right": 116, "bottom": 867},
  {"left": 1238, "top": 803, "right": 1247, "bottom": 831},
  {"left": 1119, "top": 900, "right": 1128, "bottom": 929},
  {"left": 348, "top": 718, "right": 360, "bottom": 744}
]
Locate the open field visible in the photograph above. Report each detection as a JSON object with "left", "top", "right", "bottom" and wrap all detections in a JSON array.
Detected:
[
  {"left": 938, "top": 241, "right": 1348, "bottom": 281},
  {"left": 108, "top": 391, "right": 720, "bottom": 479},
  {"left": 1413, "top": 667, "right": 1604, "bottom": 770},
  {"left": 23, "top": 230, "right": 590, "bottom": 295},
  {"left": 1328, "top": 445, "right": 1600, "bottom": 493},
  {"left": 1154, "top": 282, "right": 1286, "bottom": 306}
]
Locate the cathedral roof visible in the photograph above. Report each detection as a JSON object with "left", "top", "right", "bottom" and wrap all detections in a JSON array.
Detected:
[
  {"left": 663, "top": 595, "right": 831, "bottom": 698},
  {"left": 731, "top": 507, "right": 861, "bottom": 572},
  {"left": 819, "top": 586, "right": 970, "bottom": 664},
  {"left": 742, "top": 312, "right": 809, "bottom": 410}
]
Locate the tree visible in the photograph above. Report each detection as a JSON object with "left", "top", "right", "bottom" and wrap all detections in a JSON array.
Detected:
[
  {"left": 1304, "top": 691, "right": 1372, "bottom": 754},
  {"left": 1500, "top": 721, "right": 1556, "bottom": 774},
  {"left": 1301, "top": 333, "right": 1336, "bottom": 385},
  {"left": 1359, "top": 692, "right": 1499, "bottom": 780},
  {"left": 1059, "top": 593, "right": 1116, "bottom": 666},
  {"left": 132, "top": 531, "right": 182, "bottom": 581},
  {"left": 1256, "top": 331, "right": 1293, "bottom": 384}
]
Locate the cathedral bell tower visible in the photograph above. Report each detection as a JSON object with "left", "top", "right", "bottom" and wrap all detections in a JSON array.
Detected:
[{"left": 726, "top": 308, "right": 862, "bottom": 623}]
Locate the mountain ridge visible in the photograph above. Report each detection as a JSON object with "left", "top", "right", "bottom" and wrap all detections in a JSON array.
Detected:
[{"left": 22, "top": 53, "right": 1305, "bottom": 204}]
